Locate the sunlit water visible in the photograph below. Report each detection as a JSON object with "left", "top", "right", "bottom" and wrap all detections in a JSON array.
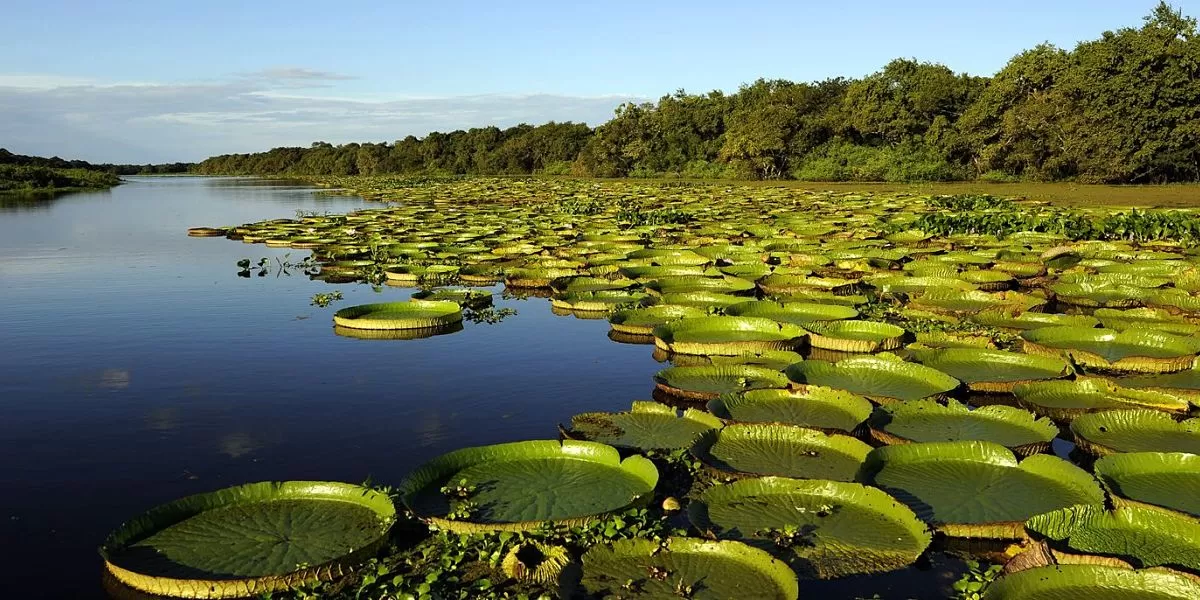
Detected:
[{"left": 0, "top": 177, "right": 959, "bottom": 598}]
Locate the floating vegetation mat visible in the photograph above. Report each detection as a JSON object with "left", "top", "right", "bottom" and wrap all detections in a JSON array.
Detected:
[{"left": 160, "top": 177, "right": 1200, "bottom": 597}]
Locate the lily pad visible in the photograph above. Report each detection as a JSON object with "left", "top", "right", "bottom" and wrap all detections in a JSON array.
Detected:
[
  {"left": 707, "top": 387, "right": 873, "bottom": 433},
  {"left": 1021, "top": 327, "right": 1200, "bottom": 373},
  {"left": 802, "top": 320, "right": 908, "bottom": 353},
  {"left": 971, "top": 310, "right": 1100, "bottom": 332},
  {"left": 399, "top": 440, "right": 658, "bottom": 532},
  {"left": 859, "top": 441, "right": 1105, "bottom": 539},
  {"left": 1025, "top": 504, "right": 1200, "bottom": 572},
  {"left": 1094, "top": 452, "right": 1200, "bottom": 519},
  {"left": 1014, "top": 378, "right": 1192, "bottom": 422},
  {"left": 869, "top": 399, "right": 1058, "bottom": 456},
  {"left": 332, "top": 300, "right": 463, "bottom": 331},
  {"left": 609, "top": 305, "right": 708, "bottom": 336},
  {"left": 981, "top": 565, "right": 1200, "bottom": 600},
  {"left": 100, "top": 481, "right": 396, "bottom": 598},
  {"left": 691, "top": 423, "right": 871, "bottom": 481},
  {"left": 785, "top": 354, "right": 960, "bottom": 403},
  {"left": 565, "top": 401, "right": 722, "bottom": 451},
  {"left": 910, "top": 347, "right": 1072, "bottom": 393},
  {"left": 580, "top": 537, "right": 798, "bottom": 600},
  {"left": 653, "top": 317, "right": 808, "bottom": 356},
  {"left": 689, "top": 477, "right": 931, "bottom": 579},
  {"left": 724, "top": 300, "right": 859, "bottom": 325},
  {"left": 1071, "top": 410, "right": 1200, "bottom": 456},
  {"left": 654, "top": 365, "right": 791, "bottom": 401}
]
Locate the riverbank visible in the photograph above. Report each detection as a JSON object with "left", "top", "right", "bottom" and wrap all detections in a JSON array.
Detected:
[{"left": 0, "top": 165, "right": 122, "bottom": 193}]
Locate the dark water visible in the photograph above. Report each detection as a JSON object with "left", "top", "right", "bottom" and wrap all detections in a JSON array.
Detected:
[
  {"left": 0, "top": 178, "right": 660, "bottom": 597},
  {"left": 0, "top": 178, "right": 959, "bottom": 599}
]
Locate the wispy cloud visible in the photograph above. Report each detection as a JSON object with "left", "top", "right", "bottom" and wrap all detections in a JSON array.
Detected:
[{"left": 0, "top": 68, "right": 643, "bottom": 163}]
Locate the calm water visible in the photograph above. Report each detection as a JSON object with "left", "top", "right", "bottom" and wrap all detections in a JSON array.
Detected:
[
  {"left": 0, "top": 177, "right": 659, "bottom": 597},
  {"left": 0, "top": 178, "right": 958, "bottom": 598}
]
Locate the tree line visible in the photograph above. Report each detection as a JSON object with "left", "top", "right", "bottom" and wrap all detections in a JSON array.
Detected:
[
  {"left": 0, "top": 148, "right": 192, "bottom": 176},
  {"left": 196, "top": 3, "right": 1200, "bottom": 184}
]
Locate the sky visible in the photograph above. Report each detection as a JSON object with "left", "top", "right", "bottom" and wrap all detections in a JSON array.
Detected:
[{"left": 0, "top": 0, "right": 1192, "bottom": 163}]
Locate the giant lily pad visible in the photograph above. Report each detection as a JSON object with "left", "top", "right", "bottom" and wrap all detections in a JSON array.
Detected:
[
  {"left": 653, "top": 317, "right": 808, "bottom": 356},
  {"left": 1094, "top": 452, "right": 1200, "bottom": 519},
  {"left": 399, "top": 440, "right": 658, "bottom": 532},
  {"left": 1025, "top": 504, "right": 1200, "bottom": 572},
  {"left": 550, "top": 289, "right": 650, "bottom": 312},
  {"left": 1014, "top": 378, "right": 1192, "bottom": 422},
  {"left": 802, "top": 320, "right": 907, "bottom": 353},
  {"left": 911, "top": 347, "right": 1072, "bottom": 393},
  {"left": 981, "top": 565, "right": 1200, "bottom": 600},
  {"left": 332, "top": 300, "right": 463, "bottom": 331},
  {"left": 580, "top": 537, "right": 798, "bottom": 600},
  {"left": 869, "top": 399, "right": 1057, "bottom": 456},
  {"left": 691, "top": 423, "right": 871, "bottom": 481},
  {"left": 971, "top": 310, "right": 1100, "bottom": 332},
  {"left": 859, "top": 441, "right": 1105, "bottom": 540},
  {"left": 1021, "top": 327, "right": 1200, "bottom": 373},
  {"left": 100, "top": 481, "right": 396, "bottom": 598},
  {"left": 707, "top": 387, "right": 873, "bottom": 433},
  {"left": 785, "top": 354, "right": 960, "bottom": 403},
  {"left": 654, "top": 365, "right": 790, "bottom": 401},
  {"left": 908, "top": 289, "right": 1044, "bottom": 316},
  {"left": 609, "top": 305, "right": 708, "bottom": 336},
  {"left": 565, "top": 401, "right": 722, "bottom": 451},
  {"left": 724, "top": 300, "right": 859, "bottom": 325},
  {"left": 1071, "top": 410, "right": 1200, "bottom": 456},
  {"left": 689, "top": 477, "right": 931, "bottom": 579}
]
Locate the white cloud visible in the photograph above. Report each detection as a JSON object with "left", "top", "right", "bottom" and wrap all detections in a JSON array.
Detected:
[{"left": 0, "top": 69, "right": 644, "bottom": 163}]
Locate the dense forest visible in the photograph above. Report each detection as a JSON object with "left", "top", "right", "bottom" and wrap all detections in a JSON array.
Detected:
[
  {"left": 0, "top": 148, "right": 192, "bottom": 176},
  {"left": 196, "top": 4, "right": 1200, "bottom": 184}
]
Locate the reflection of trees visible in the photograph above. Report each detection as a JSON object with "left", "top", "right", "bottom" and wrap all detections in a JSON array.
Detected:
[{"left": 0, "top": 189, "right": 104, "bottom": 213}]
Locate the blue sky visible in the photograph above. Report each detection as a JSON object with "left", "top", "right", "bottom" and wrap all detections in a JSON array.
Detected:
[{"left": 0, "top": 0, "right": 1191, "bottom": 162}]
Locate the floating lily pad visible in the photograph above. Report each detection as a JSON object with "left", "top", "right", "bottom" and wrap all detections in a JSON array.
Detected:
[
  {"left": 724, "top": 300, "right": 859, "bottom": 325},
  {"left": 1094, "top": 452, "right": 1200, "bottom": 519},
  {"left": 1071, "top": 410, "right": 1200, "bottom": 456},
  {"left": 654, "top": 365, "right": 791, "bottom": 401},
  {"left": 860, "top": 441, "right": 1105, "bottom": 540},
  {"left": 580, "top": 537, "right": 798, "bottom": 600},
  {"left": 802, "top": 320, "right": 907, "bottom": 353},
  {"left": 565, "top": 401, "right": 722, "bottom": 451},
  {"left": 1014, "top": 378, "right": 1192, "bottom": 422},
  {"left": 609, "top": 305, "right": 708, "bottom": 336},
  {"left": 689, "top": 477, "right": 931, "bottom": 579},
  {"left": 910, "top": 347, "right": 1072, "bottom": 393},
  {"left": 100, "top": 481, "right": 396, "bottom": 598},
  {"left": 691, "top": 423, "right": 871, "bottom": 481},
  {"left": 869, "top": 399, "right": 1057, "bottom": 456},
  {"left": 1021, "top": 327, "right": 1200, "bottom": 373},
  {"left": 399, "top": 440, "right": 658, "bottom": 532},
  {"left": 971, "top": 310, "right": 1100, "bottom": 332},
  {"left": 785, "top": 354, "right": 960, "bottom": 403},
  {"left": 909, "top": 289, "right": 1045, "bottom": 316},
  {"left": 707, "top": 387, "right": 872, "bottom": 433},
  {"left": 1025, "top": 504, "right": 1200, "bottom": 572},
  {"left": 550, "top": 289, "right": 651, "bottom": 312},
  {"left": 410, "top": 288, "right": 493, "bottom": 309},
  {"left": 332, "top": 300, "right": 463, "bottom": 331},
  {"left": 981, "top": 565, "right": 1200, "bottom": 600},
  {"left": 653, "top": 317, "right": 808, "bottom": 356}
]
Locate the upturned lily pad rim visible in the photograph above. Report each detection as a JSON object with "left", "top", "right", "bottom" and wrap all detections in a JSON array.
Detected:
[
  {"left": 100, "top": 481, "right": 396, "bottom": 599},
  {"left": 332, "top": 300, "right": 463, "bottom": 331},
  {"left": 1070, "top": 410, "right": 1200, "bottom": 457},
  {"left": 869, "top": 399, "right": 1058, "bottom": 454},
  {"left": 397, "top": 439, "right": 659, "bottom": 532},
  {"left": 784, "top": 355, "right": 961, "bottom": 403},
  {"left": 981, "top": 564, "right": 1200, "bottom": 600}
]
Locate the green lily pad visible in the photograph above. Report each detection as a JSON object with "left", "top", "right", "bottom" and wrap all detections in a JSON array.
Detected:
[
  {"left": 580, "top": 537, "right": 798, "bottom": 600},
  {"left": 707, "top": 387, "right": 873, "bottom": 432},
  {"left": 1071, "top": 410, "right": 1200, "bottom": 456},
  {"left": 970, "top": 311, "right": 1100, "bottom": 332},
  {"left": 565, "top": 401, "right": 723, "bottom": 451},
  {"left": 910, "top": 347, "right": 1072, "bottom": 393},
  {"left": 1026, "top": 504, "right": 1200, "bottom": 572},
  {"left": 869, "top": 399, "right": 1057, "bottom": 455},
  {"left": 802, "top": 320, "right": 908, "bottom": 353},
  {"left": 1095, "top": 452, "right": 1200, "bottom": 519},
  {"left": 724, "top": 300, "right": 859, "bottom": 325},
  {"left": 654, "top": 365, "right": 791, "bottom": 401},
  {"left": 332, "top": 300, "right": 464, "bottom": 331},
  {"left": 609, "top": 305, "right": 708, "bottom": 336},
  {"left": 860, "top": 441, "right": 1105, "bottom": 539},
  {"left": 399, "top": 440, "right": 658, "bottom": 532},
  {"left": 654, "top": 317, "right": 808, "bottom": 356},
  {"left": 1021, "top": 327, "right": 1200, "bottom": 373},
  {"left": 1014, "top": 378, "right": 1192, "bottom": 422},
  {"left": 691, "top": 424, "right": 871, "bottom": 481},
  {"left": 785, "top": 354, "right": 960, "bottom": 403},
  {"left": 689, "top": 477, "right": 931, "bottom": 579},
  {"left": 100, "top": 481, "right": 396, "bottom": 598},
  {"left": 981, "top": 565, "right": 1200, "bottom": 600}
]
